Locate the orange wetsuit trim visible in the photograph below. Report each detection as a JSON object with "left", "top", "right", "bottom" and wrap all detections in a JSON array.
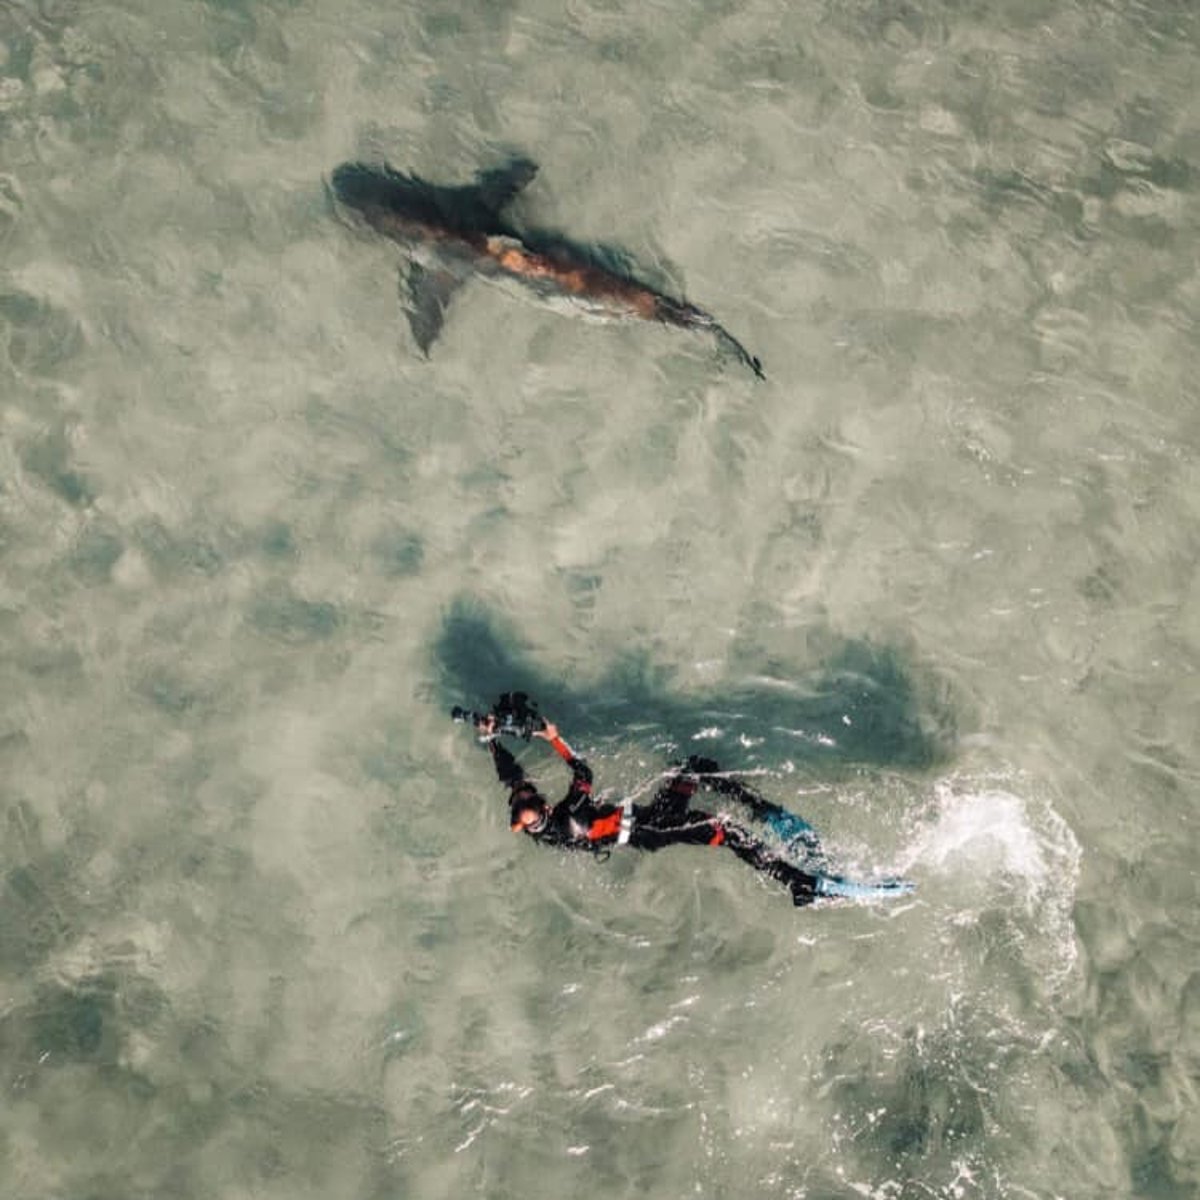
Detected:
[
  {"left": 548, "top": 734, "right": 574, "bottom": 761},
  {"left": 587, "top": 810, "right": 623, "bottom": 841}
]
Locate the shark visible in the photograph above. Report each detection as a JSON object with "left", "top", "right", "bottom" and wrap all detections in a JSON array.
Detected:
[{"left": 330, "top": 158, "right": 764, "bottom": 379}]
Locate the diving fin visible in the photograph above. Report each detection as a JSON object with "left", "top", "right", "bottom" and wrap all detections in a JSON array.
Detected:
[
  {"left": 763, "top": 806, "right": 820, "bottom": 851},
  {"left": 814, "top": 875, "right": 915, "bottom": 901}
]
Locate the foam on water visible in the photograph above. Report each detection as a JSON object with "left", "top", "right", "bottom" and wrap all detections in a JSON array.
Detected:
[
  {"left": 900, "top": 775, "right": 1083, "bottom": 987},
  {"left": 789, "top": 776, "right": 1087, "bottom": 1199}
]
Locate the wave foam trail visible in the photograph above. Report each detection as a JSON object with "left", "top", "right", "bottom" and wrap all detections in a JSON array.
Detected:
[{"left": 899, "top": 777, "right": 1083, "bottom": 985}]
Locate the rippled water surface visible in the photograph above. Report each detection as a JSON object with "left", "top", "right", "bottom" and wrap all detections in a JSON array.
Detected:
[{"left": 1, "top": 1, "right": 1198, "bottom": 1197}]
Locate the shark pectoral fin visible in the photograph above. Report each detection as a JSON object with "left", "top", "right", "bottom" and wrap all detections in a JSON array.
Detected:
[
  {"left": 474, "top": 158, "right": 538, "bottom": 214},
  {"left": 403, "top": 263, "right": 463, "bottom": 355}
]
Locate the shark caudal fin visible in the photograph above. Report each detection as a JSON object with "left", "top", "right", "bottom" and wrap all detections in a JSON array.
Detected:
[
  {"left": 715, "top": 324, "right": 765, "bottom": 380},
  {"left": 658, "top": 297, "right": 765, "bottom": 380}
]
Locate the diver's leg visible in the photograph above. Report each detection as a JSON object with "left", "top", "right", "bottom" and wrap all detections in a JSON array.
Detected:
[
  {"left": 642, "top": 770, "right": 699, "bottom": 827},
  {"left": 628, "top": 806, "right": 722, "bottom": 852},
  {"left": 682, "top": 757, "right": 821, "bottom": 854},
  {"left": 721, "top": 822, "right": 821, "bottom": 907},
  {"left": 683, "top": 756, "right": 781, "bottom": 814},
  {"left": 630, "top": 815, "right": 819, "bottom": 907}
]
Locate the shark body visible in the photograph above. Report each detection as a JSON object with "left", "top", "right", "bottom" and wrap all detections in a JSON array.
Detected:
[{"left": 331, "top": 159, "right": 764, "bottom": 379}]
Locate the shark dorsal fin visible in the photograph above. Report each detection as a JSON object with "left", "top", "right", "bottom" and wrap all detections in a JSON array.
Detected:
[{"left": 474, "top": 159, "right": 538, "bottom": 214}]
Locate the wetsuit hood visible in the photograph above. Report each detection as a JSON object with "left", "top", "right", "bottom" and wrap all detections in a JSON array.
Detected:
[{"left": 509, "top": 785, "right": 549, "bottom": 833}]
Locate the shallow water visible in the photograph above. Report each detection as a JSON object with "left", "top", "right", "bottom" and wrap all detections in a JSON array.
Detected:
[{"left": 1, "top": 1, "right": 1198, "bottom": 1197}]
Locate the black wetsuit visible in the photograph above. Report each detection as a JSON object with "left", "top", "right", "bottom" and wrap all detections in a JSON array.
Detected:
[{"left": 487, "top": 735, "right": 820, "bottom": 907}]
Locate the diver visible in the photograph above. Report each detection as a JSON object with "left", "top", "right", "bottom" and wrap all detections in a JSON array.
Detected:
[{"left": 452, "top": 692, "right": 831, "bottom": 908}]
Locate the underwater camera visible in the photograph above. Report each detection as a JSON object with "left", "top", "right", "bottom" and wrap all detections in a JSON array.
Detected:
[{"left": 451, "top": 691, "right": 546, "bottom": 740}]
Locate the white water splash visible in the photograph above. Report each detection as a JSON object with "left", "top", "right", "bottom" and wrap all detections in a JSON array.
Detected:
[{"left": 899, "top": 777, "right": 1083, "bottom": 986}]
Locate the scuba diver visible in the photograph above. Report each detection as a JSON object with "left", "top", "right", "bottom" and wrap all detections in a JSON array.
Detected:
[{"left": 452, "top": 693, "right": 913, "bottom": 908}]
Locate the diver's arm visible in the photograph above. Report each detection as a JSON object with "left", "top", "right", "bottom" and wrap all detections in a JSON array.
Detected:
[
  {"left": 477, "top": 715, "right": 526, "bottom": 789},
  {"left": 535, "top": 721, "right": 593, "bottom": 796}
]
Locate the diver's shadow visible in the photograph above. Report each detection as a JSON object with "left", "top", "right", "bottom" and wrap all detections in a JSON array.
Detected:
[{"left": 433, "top": 598, "right": 955, "bottom": 774}]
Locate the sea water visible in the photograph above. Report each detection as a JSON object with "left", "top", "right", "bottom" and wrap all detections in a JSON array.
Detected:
[{"left": 1, "top": 1, "right": 1197, "bottom": 1197}]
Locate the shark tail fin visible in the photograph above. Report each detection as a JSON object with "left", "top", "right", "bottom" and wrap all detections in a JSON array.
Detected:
[
  {"left": 714, "top": 324, "right": 765, "bottom": 380},
  {"left": 661, "top": 298, "right": 765, "bottom": 380}
]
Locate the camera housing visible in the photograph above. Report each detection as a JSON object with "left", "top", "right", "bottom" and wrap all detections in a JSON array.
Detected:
[{"left": 450, "top": 691, "right": 545, "bottom": 740}]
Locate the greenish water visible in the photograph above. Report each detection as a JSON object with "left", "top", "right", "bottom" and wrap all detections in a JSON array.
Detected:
[{"left": 1, "top": 1, "right": 1198, "bottom": 1197}]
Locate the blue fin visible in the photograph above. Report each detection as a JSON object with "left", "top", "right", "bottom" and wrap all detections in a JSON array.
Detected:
[
  {"left": 764, "top": 808, "right": 817, "bottom": 844},
  {"left": 814, "top": 875, "right": 915, "bottom": 901},
  {"left": 763, "top": 808, "right": 824, "bottom": 864}
]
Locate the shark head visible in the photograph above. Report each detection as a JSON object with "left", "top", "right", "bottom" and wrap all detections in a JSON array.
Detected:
[
  {"left": 330, "top": 162, "right": 394, "bottom": 213},
  {"left": 331, "top": 159, "right": 538, "bottom": 238}
]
